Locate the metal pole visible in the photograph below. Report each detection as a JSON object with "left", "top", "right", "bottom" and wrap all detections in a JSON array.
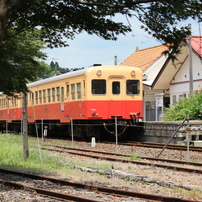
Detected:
[
  {"left": 6, "top": 120, "right": 8, "bottom": 133},
  {"left": 41, "top": 119, "right": 43, "bottom": 142},
  {"left": 115, "top": 116, "right": 118, "bottom": 153},
  {"left": 71, "top": 118, "right": 74, "bottom": 146},
  {"left": 188, "top": 24, "right": 193, "bottom": 95},
  {"left": 114, "top": 56, "right": 117, "bottom": 65},
  {"left": 22, "top": 92, "right": 29, "bottom": 160},
  {"left": 156, "top": 117, "right": 188, "bottom": 158},
  {"left": 186, "top": 118, "right": 190, "bottom": 161}
]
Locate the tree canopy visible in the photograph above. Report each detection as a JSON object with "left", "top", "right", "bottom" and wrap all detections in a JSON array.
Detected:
[
  {"left": 0, "top": 28, "right": 48, "bottom": 95},
  {"left": 0, "top": 0, "right": 202, "bottom": 94},
  {"left": 37, "top": 61, "right": 84, "bottom": 79},
  {"left": 1, "top": 0, "right": 202, "bottom": 48}
]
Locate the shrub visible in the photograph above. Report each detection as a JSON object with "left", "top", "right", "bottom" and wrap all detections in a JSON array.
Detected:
[{"left": 163, "top": 86, "right": 202, "bottom": 121}]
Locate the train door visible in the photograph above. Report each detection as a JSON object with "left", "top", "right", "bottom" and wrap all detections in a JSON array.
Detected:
[
  {"left": 107, "top": 76, "right": 125, "bottom": 117},
  {"left": 65, "top": 82, "right": 70, "bottom": 117}
]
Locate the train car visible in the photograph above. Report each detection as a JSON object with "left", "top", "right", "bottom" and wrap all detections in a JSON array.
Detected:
[{"left": 0, "top": 65, "right": 143, "bottom": 140}]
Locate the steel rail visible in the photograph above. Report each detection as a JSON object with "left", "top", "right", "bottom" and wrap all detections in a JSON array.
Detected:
[
  {"left": 119, "top": 141, "right": 202, "bottom": 152},
  {"left": 0, "top": 169, "right": 197, "bottom": 202},
  {"left": 44, "top": 145, "right": 202, "bottom": 174},
  {"left": 0, "top": 179, "right": 100, "bottom": 202},
  {"left": 49, "top": 144, "right": 202, "bottom": 167}
]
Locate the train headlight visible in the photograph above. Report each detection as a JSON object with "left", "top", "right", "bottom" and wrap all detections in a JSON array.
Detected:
[
  {"left": 131, "top": 70, "right": 135, "bottom": 76},
  {"left": 97, "top": 70, "right": 102, "bottom": 76}
]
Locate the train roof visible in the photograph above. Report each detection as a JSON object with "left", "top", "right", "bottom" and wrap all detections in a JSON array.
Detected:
[
  {"left": 27, "top": 68, "right": 86, "bottom": 87},
  {"left": 27, "top": 65, "right": 140, "bottom": 87}
]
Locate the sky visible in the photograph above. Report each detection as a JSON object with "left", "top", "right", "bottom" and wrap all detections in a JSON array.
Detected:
[{"left": 44, "top": 17, "right": 201, "bottom": 69}]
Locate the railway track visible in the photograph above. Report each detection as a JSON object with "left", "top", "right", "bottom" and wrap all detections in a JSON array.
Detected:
[
  {"left": 0, "top": 168, "right": 198, "bottom": 202},
  {"left": 44, "top": 144, "right": 202, "bottom": 174},
  {"left": 108, "top": 141, "right": 202, "bottom": 152}
]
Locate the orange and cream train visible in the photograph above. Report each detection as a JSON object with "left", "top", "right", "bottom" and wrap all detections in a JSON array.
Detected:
[{"left": 0, "top": 65, "right": 143, "bottom": 140}]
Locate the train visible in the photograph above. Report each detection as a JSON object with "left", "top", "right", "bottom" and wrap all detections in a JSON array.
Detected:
[{"left": 0, "top": 65, "right": 143, "bottom": 140}]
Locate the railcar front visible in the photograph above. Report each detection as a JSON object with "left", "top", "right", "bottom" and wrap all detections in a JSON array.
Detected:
[
  {"left": 81, "top": 65, "right": 143, "bottom": 139},
  {"left": 85, "top": 65, "right": 143, "bottom": 120}
]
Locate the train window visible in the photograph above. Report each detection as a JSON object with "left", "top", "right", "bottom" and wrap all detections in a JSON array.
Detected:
[
  {"left": 39, "top": 91, "right": 42, "bottom": 104},
  {"left": 14, "top": 97, "right": 16, "bottom": 107},
  {"left": 5, "top": 98, "right": 8, "bottom": 109},
  {"left": 29, "top": 92, "right": 34, "bottom": 105},
  {"left": 77, "top": 83, "right": 81, "bottom": 100},
  {"left": 61, "top": 87, "right": 64, "bottom": 102},
  {"left": 0, "top": 100, "right": 1, "bottom": 108},
  {"left": 83, "top": 80, "right": 85, "bottom": 96},
  {"left": 126, "top": 80, "right": 140, "bottom": 95},
  {"left": 66, "top": 85, "right": 69, "bottom": 97},
  {"left": 112, "top": 81, "right": 120, "bottom": 94},
  {"left": 52, "top": 88, "right": 55, "bottom": 102},
  {"left": 71, "top": 84, "right": 75, "bottom": 100},
  {"left": 43, "top": 90, "right": 46, "bottom": 103},
  {"left": 92, "top": 79, "right": 106, "bottom": 94},
  {"left": 3, "top": 99, "right": 5, "bottom": 108},
  {"left": 11, "top": 97, "right": 14, "bottom": 108},
  {"left": 47, "top": 89, "right": 51, "bottom": 103},
  {"left": 35, "top": 91, "right": 38, "bottom": 104},
  {"left": 56, "top": 87, "right": 60, "bottom": 102}
]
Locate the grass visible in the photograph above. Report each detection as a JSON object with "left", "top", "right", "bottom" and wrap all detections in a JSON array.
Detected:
[
  {"left": 0, "top": 133, "right": 67, "bottom": 174},
  {"left": 167, "top": 187, "right": 202, "bottom": 200},
  {"left": 130, "top": 155, "right": 141, "bottom": 161},
  {"left": 0, "top": 134, "right": 113, "bottom": 175}
]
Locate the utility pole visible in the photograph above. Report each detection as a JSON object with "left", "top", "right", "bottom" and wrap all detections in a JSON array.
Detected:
[
  {"left": 188, "top": 24, "right": 193, "bottom": 95},
  {"left": 114, "top": 56, "right": 117, "bottom": 65},
  {"left": 22, "top": 92, "right": 29, "bottom": 160}
]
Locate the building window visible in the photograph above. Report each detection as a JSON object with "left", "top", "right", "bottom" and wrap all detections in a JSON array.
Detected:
[
  {"left": 179, "top": 94, "right": 186, "bottom": 100},
  {"left": 71, "top": 84, "right": 75, "bottom": 100},
  {"left": 126, "top": 80, "right": 140, "bottom": 95},
  {"left": 112, "top": 81, "right": 120, "bottom": 94},
  {"left": 77, "top": 83, "right": 81, "bottom": 100},
  {"left": 92, "top": 79, "right": 106, "bottom": 94},
  {"left": 172, "top": 95, "right": 177, "bottom": 105}
]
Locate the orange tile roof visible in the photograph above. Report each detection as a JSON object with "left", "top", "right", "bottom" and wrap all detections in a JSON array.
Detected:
[
  {"left": 120, "top": 44, "right": 169, "bottom": 71},
  {"left": 191, "top": 35, "right": 202, "bottom": 57}
]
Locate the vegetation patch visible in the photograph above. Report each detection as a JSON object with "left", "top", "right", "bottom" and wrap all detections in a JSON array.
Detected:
[
  {"left": 0, "top": 134, "right": 66, "bottom": 174},
  {"left": 164, "top": 86, "right": 202, "bottom": 121}
]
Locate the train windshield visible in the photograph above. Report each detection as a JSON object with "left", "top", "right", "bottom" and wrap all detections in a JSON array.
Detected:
[
  {"left": 112, "top": 81, "right": 120, "bottom": 94},
  {"left": 92, "top": 79, "right": 106, "bottom": 94},
  {"left": 126, "top": 80, "right": 140, "bottom": 95}
]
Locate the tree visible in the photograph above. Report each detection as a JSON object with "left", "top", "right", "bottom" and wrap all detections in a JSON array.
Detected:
[
  {"left": 0, "top": 28, "right": 48, "bottom": 95},
  {"left": 0, "top": 0, "right": 202, "bottom": 94},
  {"left": 1, "top": 1, "right": 202, "bottom": 49},
  {"left": 38, "top": 61, "right": 84, "bottom": 79}
]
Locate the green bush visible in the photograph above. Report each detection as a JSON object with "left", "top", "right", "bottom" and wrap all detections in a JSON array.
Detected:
[{"left": 163, "top": 87, "right": 202, "bottom": 121}]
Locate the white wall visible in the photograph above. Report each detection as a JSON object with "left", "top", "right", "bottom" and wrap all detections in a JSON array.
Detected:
[{"left": 170, "top": 51, "right": 202, "bottom": 105}]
